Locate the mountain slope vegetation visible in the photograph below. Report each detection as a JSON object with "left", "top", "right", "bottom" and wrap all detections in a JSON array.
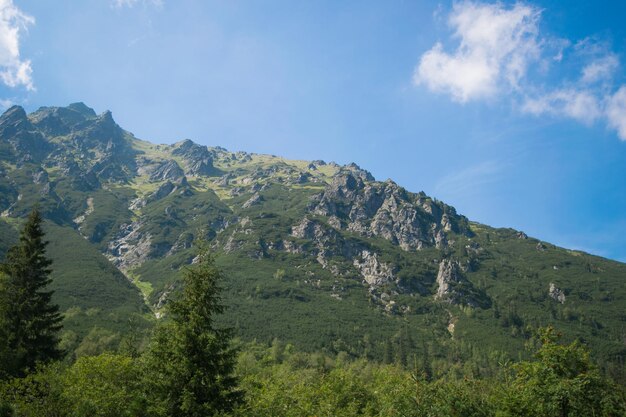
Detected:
[{"left": 0, "top": 103, "right": 624, "bottom": 379}]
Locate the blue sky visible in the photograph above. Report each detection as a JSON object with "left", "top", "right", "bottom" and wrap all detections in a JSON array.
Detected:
[{"left": 1, "top": 0, "right": 626, "bottom": 261}]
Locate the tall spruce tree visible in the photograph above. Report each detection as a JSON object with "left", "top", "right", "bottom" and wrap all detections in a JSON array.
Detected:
[
  {"left": 144, "top": 248, "right": 242, "bottom": 417},
  {"left": 0, "top": 208, "right": 63, "bottom": 379}
]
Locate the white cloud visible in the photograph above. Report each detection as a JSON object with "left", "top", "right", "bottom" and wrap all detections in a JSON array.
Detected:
[
  {"left": 606, "top": 86, "right": 626, "bottom": 141},
  {"left": 0, "top": 0, "right": 34, "bottom": 91},
  {"left": 522, "top": 89, "right": 602, "bottom": 125},
  {"left": 111, "top": 0, "right": 163, "bottom": 9},
  {"left": 414, "top": 1, "right": 541, "bottom": 102},
  {"left": 581, "top": 55, "right": 619, "bottom": 84},
  {"left": 415, "top": 1, "right": 626, "bottom": 142}
]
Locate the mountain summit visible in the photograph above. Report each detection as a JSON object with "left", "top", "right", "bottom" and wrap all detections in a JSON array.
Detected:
[{"left": 0, "top": 103, "right": 624, "bottom": 375}]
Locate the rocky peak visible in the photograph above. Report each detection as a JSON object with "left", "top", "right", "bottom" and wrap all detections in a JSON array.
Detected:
[
  {"left": 0, "top": 106, "right": 33, "bottom": 139},
  {"left": 29, "top": 103, "right": 98, "bottom": 137},
  {"left": 0, "top": 105, "right": 52, "bottom": 163},
  {"left": 71, "top": 108, "right": 126, "bottom": 147},
  {"left": 0, "top": 105, "right": 28, "bottom": 126},
  {"left": 100, "top": 110, "right": 114, "bottom": 123},
  {"left": 343, "top": 162, "right": 375, "bottom": 182},
  {"left": 310, "top": 171, "right": 469, "bottom": 251},
  {"left": 172, "top": 139, "right": 216, "bottom": 176},
  {"left": 68, "top": 102, "right": 97, "bottom": 117},
  {"left": 172, "top": 139, "right": 196, "bottom": 154}
]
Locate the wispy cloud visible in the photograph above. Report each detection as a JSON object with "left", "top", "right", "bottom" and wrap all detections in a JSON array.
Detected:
[
  {"left": 111, "top": 0, "right": 163, "bottom": 9},
  {"left": 414, "top": 1, "right": 626, "bottom": 141},
  {"left": 606, "top": 86, "right": 626, "bottom": 140},
  {"left": 581, "top": 54, "right": 619, "bottom": 84},
  {"left": 435, "top": 160, "right": 504, "bottom": 196},
  {"left": 522, "top": 89, "right": 602, "bottom": 125},
  {"left": 0, "top": 0, "right": 35, "bottom": 91}
]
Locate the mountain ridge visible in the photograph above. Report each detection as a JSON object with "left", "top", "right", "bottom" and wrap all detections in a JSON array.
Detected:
[{"left": 1, "top": 102, "right": 625, "bottom": 378}]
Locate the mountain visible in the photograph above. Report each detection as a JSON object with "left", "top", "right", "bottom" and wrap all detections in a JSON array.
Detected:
[{"left": 1, "top": 103, "right": 625, "bottom": 376}]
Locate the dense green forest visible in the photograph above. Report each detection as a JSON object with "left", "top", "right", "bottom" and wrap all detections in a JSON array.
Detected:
[{"left": 1, "top": 210, "right": 625, "bottom": 416}]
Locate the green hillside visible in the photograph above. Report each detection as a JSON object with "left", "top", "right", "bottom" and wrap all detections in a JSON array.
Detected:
[{"left": 0, "top": 103, "right": 625, "bottom": 380}]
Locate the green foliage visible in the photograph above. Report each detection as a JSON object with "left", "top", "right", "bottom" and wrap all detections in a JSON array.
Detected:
[
  {"left": 498, "top": 326, "right": 626, "bottom": 416},
  {"left": 0, "top": 363, "right": 66, "bottom": 417},
  {"left": 1, "top": 326, "right": 624, "bottom": 417},
  {"left": 0, "top": 354, "right": 145, "bottom": 417},
  {"left": 61, "top": 353, "right": 145, "bottom": 417},
  {"left": 235, "top": 342, "right": 496, "bottom": 417},
  {"left": 143, "top": 248, "right": 243, "bottom": 416},
  {"left": 3, "top": 103, "right": 626, "bottom": 388},
  {"left": 0, "top": 218, "right": 151, "bottom": 355},
  {"left": 0, "top": 209, "right": 63, "bottom": 379}
]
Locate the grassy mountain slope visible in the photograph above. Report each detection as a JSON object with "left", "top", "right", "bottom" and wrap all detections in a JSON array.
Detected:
[{"left": 0, "top": 103, "right": 624, "bottom": 378}]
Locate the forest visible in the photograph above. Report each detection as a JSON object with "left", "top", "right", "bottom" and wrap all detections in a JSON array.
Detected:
[{"left": 1, "top": 210, "right": 625, "bottom": 417}]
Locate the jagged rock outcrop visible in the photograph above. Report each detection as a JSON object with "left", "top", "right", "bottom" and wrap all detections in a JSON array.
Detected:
[
  {"left": 353, "top": 250, "right": 395, "bottom": 287},
  {"left": 310, "top": 171, "right": 469, "bottom": 251},
  {"left": 29, "top": 102, "right": 97, "bottom": 137},
  {"left": 172, "top": 139, "right": 216, "bottom": 176},
  {"left": 146, "top": 178, "right": 191, "bottom": 203},
  {"left": 290, "top": 217, "right": 365, "bottom": 269},
  {"left": 435, "top": 259, "right": 464, "bottom": 301},
  {"left": 148, "top": 159, "right": 185, "bottom": 182},
  {"left": 107, "top": 222, "right": 152, "bottom": 272},
  {"left": 34, "top": 108, "right": 139, "bottom": 183},
  {"left": 549, "top": 283, "right": 566, "bottom": 304},
  {"left": 435, "top": 259, "right": 489, "bottom": 308},
  {"left": 0, "top": 106, "right": 52, "bottom": 163},
  {"left": 242, "top": 193, "right": 263, "bottom": 209}
]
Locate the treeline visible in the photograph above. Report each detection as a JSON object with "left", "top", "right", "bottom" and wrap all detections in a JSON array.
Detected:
[
  {"left": 2, "top": 329, "right": 625, "bottom": 416},
  {"left": 1, "top": 210, "right": 625, "bottom": 416}
]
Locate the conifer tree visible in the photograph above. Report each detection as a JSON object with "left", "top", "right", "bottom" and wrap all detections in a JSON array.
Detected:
[
  {"left": 144, "top": 247, "right": 242, "bottom": 416},
  {"left": 0, "top": 208, "right": 63, "bottom": 379}
]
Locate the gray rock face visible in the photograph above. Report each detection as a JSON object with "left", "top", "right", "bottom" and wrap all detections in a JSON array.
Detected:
[
  {"left": 549, "top": 283, "right": 566, "bottom": 304},
  {"left": 353, "top": 250, "right": 395, "bottom": 287},
  {"left": 435, "top": 259, "right": 464, "bottom": 301},
  {"left": 434, "top": 259, "right": 487, "bottom": 308},
  {"left": 148, "top": 159, "right": 185, "bottom": 182},
  {"left": 0, "top": 106, "right": 53, "bottom": 163},
  {"left": 290, "top": 217, "right": 365, "bottom": 269},
  {"left": 242, "top": 193, "right": 263, "bottom": 209},
  {"left": 107, "top": 221, "right": 151, "bottom": 272},
  {"left": 52, "top": 110, "right": 139, "bottom": 183},
  {"left": 29, "top": 103, "right": 97, "bottom": 137},
  {"left": 344, "top": 162, "right": 375, "bottom": 182},
  {"left": 146, "top": 178, "right": 191, "bottom": 203},
  {"left": 310, "top": 171, "right": 469, "bottom": 251},
  {"left": 215, "top": 173, "right": 232, "bottom": 186},
  {"left": 172, "top": 139, "right": 216, "bottom": 176},
  {"left": 148, "top": 181, "right": 176, "bottom": 202}
]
